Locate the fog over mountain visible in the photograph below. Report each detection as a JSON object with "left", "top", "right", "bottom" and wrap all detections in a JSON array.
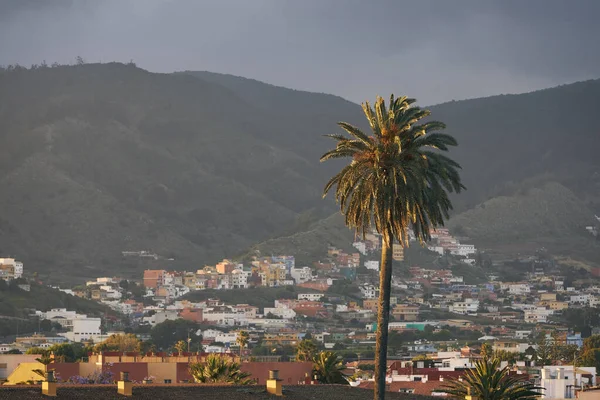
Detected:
[{"left": 1, "top": 0, "right": 599, "bottom": 105}]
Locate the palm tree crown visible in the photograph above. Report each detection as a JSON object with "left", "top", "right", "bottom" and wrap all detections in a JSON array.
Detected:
[
  {"left": 312, "top": 351, "right": 348, "bottom": 384},
  {"left": 236, "top": 330, "right": 250, "bottom": 356},
  {"left": 321, "top": 94, "right": 464, "bottom": 400},
  {"left": 189, "top": 353, "right": 252, "bottom": 385},
  {"left": 321, "top": 95, "right": 464, "bottom": 244},
  {"left": 437, "top": 358, "right": 544, "bottom": 400}
]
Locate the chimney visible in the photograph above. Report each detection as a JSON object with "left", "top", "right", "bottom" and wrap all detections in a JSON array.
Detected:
[
  {"left": 42, "top": 370, "right": 57, "bottom": 397},
  {"left": 117, "top": 371, "right": 133, "bottom": 396},
  {"left": 304, "top": 372, "right": 312, "bottom": 385},
  {"left": 266, "top": 370, "right": 282, "bottom": 396}
]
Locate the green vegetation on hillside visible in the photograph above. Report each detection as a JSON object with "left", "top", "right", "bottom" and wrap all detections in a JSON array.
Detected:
[
  {"left": 182, "top": 285, "right": 314, "bottom": 310},
  {"left": 1, "top": 63, "right": 599, "bottom": 279},
  {"left": 0, "top": 279, "right": 116, "bottom": 337},
  {"left": 448, "top": 181, "right": 600, "bottom": 264},
  {"left": 244, "top": 213, "right": 355, "bottom": 265}
]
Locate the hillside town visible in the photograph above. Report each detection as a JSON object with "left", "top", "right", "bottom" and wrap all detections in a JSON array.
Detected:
[{"left": 2, "top": 227, "right": 600, "bottom": 397}]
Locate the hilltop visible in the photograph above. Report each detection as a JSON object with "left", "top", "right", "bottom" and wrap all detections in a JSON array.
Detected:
[
  {"left": 0, "top": 63, "right": 358, "bottom": 282},
  {"left": 0, "top": 63, "right": 599, "bottom": 280}
]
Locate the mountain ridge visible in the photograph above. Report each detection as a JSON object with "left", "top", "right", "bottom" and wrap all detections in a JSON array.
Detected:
[{"left": 0, "top": 63, "right": 599, "bottom": 280}]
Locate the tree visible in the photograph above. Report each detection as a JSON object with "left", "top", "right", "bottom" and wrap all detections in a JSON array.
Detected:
[
  {"left": 535, "top": 335, "right": 553, "bottom": 366},
  {"left": 580, "top": 335, "right": 600, "bottom": 371},
  {"left": 150, "top": 319, "right": 200, "bottom": 350},
  {"left": 94, "top": 333, "right": 141, "bottom": 353},
  {"left": 32, "top": 353, "right": 54, "bottom": 380},
  {"left": 49, "top": 343, "right": 86, "bottom": 362},
  {"left": 436, "top": 358, "right": 544, "bottom": 399},
  {"left": 295, "top": 338, "right": 318, "bottom": 362},
  {"left": 174, "top": 340, "right": 187, "bottom": 354},
  {"left": 236, "top": 330, "right": 250, "bottom": 356},
  {"left": 312, "top": 351, "right": 348, "bottom": 384},
  {"left": 321, "top": 95, "right": 463, "bottom": 400},
  {"left": 189, "top": 354, "right": 252, "bottom": 384}
]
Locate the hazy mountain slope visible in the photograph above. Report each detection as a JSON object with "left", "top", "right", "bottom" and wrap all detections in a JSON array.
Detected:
[
  {"left": 448, "top": 181, "right": 600, "bottom": 264},
  {"left": 0, "top": 63, "right": 350, "bottom": 281},
  {"left": 1, "top": 64, "right": 599, "bottom": 280},
  {"left": 244, "top": 213, "right": 355, "bottom": 266},
  {"left": 428, "top": 79, "right": 600, "bottom": 211}
]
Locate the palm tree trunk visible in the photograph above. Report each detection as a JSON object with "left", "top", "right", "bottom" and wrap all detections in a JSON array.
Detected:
[{"left": 374, "top": 235, "right": 393, "bottom": 400}]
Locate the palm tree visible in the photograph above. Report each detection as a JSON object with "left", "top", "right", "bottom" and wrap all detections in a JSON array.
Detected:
[
  {"left": 236, "top": 330, "right": 250, "bottom": 357},
  {"left": 32, "top": 354, "right": 54, "bottom": 381},
  {"left": 321, "top": 95, "right": 464, "bottom": 399},
  {"left": 189, "top": 353, "right": 253, "bottom": 385},
  {"left": 295, "top": 338, "right": 318, "bottom": 362},
  {"left": 313, "top": 351, "right": 348, "bottom": 384},
  {"left": 174, "top": 340, "right": 187, "bottom": 354},
  {"left": 436, "top": 358, "right": 544, "bottom": 399}
]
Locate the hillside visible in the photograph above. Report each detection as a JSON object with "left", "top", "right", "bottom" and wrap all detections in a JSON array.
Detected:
[
  {"left": 428, "top": 79, "right": 600, "bottom": 212},
  {"left": 0, "top": 280, "right": 117, "bottom": 337},
  {"left": 244, "top": 213, "right": 355, "bottom": 265},
  {"left": 0, "top": 63, "right": 360, "bottom": 282},
  {"left": 1, "top": 63, "right": 599, "bottom": 280},
  {"left": 448, "top": 181, "right": 600, "bottom": 265}
]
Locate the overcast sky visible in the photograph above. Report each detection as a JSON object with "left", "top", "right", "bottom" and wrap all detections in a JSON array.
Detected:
[{"left": 1, "top": 0, "right": 598, "bottom": 105}]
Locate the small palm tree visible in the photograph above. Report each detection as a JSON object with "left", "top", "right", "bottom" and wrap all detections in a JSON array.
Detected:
[
  {"left": 236, "top": 330, "right": 250, "bottom": 357},
  {"left": 436, "top": 358, "right": 544, "bottom": 399},
  {"left": 174, "top": 340, "right": 187, "bottom": 354},
  {"left": 189, "top": 353, "right": 252, "bottom": 385},
  {"left": 321, "top": 95, "right": 464, "bottom": 400},
  {"left": 32, "top": 354, "right": 53, "bottom": 380},
  {"left": 313, "top": 351, "right": 348, "bottom": 384},
  {"left": 295, "top": 338, "right": 318, "bottom": 362}
]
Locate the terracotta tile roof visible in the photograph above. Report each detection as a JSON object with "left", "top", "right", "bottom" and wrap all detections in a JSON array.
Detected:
[{"left": 0, "top": 384, "right": 438, "bottom": 399}]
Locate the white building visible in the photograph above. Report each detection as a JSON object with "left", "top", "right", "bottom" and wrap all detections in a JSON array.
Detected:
[
  {"left": 86, "top": 277, "right": 118, "bottom": 286},
  {"left": 508, "top": 284, "right": 531, "bottom": 295},
  {"left": 540, "top": 366, "right": 597, "bottom": 399},
  {"left": 449, "top": 299, "right": 480, "bottom": 315},
  {"left": 59, "top": 318, "right": 102, "bottom": 342},
  {"left": 202, "top": 306, "right": 249, "bottom": 326},
  {"left": 524, "top": 308, "right": 554, "bottom": 324},
  {"left": 515, "top": 330, "right": 532, "bottom": 340},
  {"left": 290, "top": 267, "right": 313, "bottom": 284},
  {"left": 0, "top": 258, "right": 23, "bottom": 280},
  {"left": 263, "top": 307, "right": 296, "bottom": 319},
  {"left": 365, "top": 261, "right": 379, "bottom": 271},
  {"left": 450, "top": 244, "right": 476, "bottom": 257},
  {"left": 43, "top": 309, "right": 84, "bottom": 329},
  {"left": 200, "top": 329, "right": 223, "bottom": 340},
  {"left": 297, "top": 293, "right": 324, "bottom": 301},
  {"left": 214, "top": 332, "right": 238, "bottom": 345},
  {"left": 352, "top": 242, "right": 367, "bottom": 255},
  {"left": 142, "top": 309, "right": 179, "bottom": 326},
  {"left": 360, "top": 284, "right": 377, "bottom": 299},
  {"left": 229, "top": 270, "right": 248, "bottom": 289},
  {"left": 569, "top": 294, "right": 591, "bottom": 305}
]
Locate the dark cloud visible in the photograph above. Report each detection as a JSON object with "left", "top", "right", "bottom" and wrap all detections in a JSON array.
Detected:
[{"left": 0, "top": 0, "right": 598, "bottom": 105}]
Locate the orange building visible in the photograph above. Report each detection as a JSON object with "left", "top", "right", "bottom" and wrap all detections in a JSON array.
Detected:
[
  {"left": 216, "top": 260, "right": 236, "bottom": 274},
  {"left": 180, "top": 308, "right": 203, "bottom": 322},
  {"left": 143, "top": 270, "right": 166, "bottom": 289}
]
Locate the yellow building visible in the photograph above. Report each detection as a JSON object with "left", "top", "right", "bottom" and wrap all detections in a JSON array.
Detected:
[
  {"left": 540, "top": 293, "right": 557, "bottom": 301},
  {"left": 392, "top": 246, "right": 404, "bottom": 261},
  {"left": 392, "top": 304, "right": 419, "bottom": 322},
  {"left": 263, "top": 333, "right": 299, "bottom": 347}
]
